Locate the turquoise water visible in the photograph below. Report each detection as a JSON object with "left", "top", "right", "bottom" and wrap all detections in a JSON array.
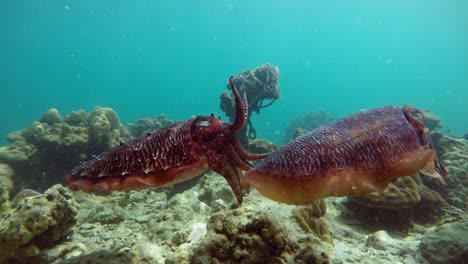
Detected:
[{"left": 1, "top": 0, "right": 467, "bottom": 145}]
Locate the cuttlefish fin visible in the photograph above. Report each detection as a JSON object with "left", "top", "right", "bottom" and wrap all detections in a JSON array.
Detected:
[{"left": 418, "top": 150, "right": 448, "bottom": 185}]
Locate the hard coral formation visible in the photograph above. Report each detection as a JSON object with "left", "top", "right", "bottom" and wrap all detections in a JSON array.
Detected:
[
  {"left": 0, "top": 107, "right": 130, "bottom": 192},
  {"left": 0, "top": 163, "right": 14, "bottom": 213},
  {"left": 246, "top": 139, "right": 277, "bottom": 154},
  {"left": 10, "top": 189, "right": 41, "bottom": 209},
  {"left": 430, "top": 132, "right": 468, "bottom": 209},
  {"left": 220, "top": 64, "right": 280, "bottom": 144},
  {"left": 191, "top": 207, "right": 289, "bottom": 263},
  {"left": 88, "top": 107, "right": 130, "bottom": 153},
  {"left": 223, "top": 64, "right": 280, "bottom": 116},
  {"left": 38, "top": 108, "right": 62, "bottom": 125},
  {"left": 0, "top": 185, "right": 77, "bottom": 263},
  {"left": 43, "top": 171, "right": 333, "bottom": 263},
  {"left": 127, "top": 114, "right": 174, "bottom": 138},
  {"left": 292, "top": 199, "right": 332, "bottom": 244},
  {"left": 421, "top": 109, "right": 443, "bottom": 131},
  {"left": 348, "top": 175, "right": 446, "bottom": 231},
  {"left": 284, "top": 111, "right": 333, "bottom": 142},
  {"left": 419, "top": 219, "right": 468, "bottom": 264},
  {"left": 351, "top": 176, "right": 422, "bottom": 209},
  {"left": 191, "top": 198, "right": 333, "bottom": 264}
]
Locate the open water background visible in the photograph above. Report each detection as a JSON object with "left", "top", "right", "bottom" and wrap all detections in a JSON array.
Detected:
[{"left": 1, "top": 0, "right": 467, "bottom": 145}]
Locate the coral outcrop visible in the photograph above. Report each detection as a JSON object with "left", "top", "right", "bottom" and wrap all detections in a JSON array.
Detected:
[
  {"left": 0, "top": 107, "right": 131, "bottom": 192},
  {"left": 419, "top": 219, "right": 468, "bottom": 264},
  {"left": 127, "top": 114, "right": 174, "bottom": 138},
  {"left": 0, "top": 163, "right": 14, "bottom": 213},
  {"left": 23, "top": 172, "right": 334, "bottom": 263},
  {"left": 284, "top": 111, "right": 333, "bottom": 142},
  {"left": 246, "top": 139, "right": 277, "bottom": 154},
  {"left": 190, "top": 198, "right": 333, "bottom": 264},
  {"left": 347, "top": 175, "right": 446, "bottom": 231},
  {"left": 220, "top": 64, "right": 280, "bottom": 144},
  {"left": 429, "top": 132, "right": 468, "bottom": 209},
  {"left": 10, "top": 189, "right": 41, "bottom": 209},
  {"left": 292, "top": 199, "right": 332, "bottom": 244},
  {"left": 422, "top": 109, "right": 443, "bottom": 131},
  {"left": 0, "top": 185, "right": 77, "bottom": 263},
  {"left": 191, "top": 207, "right": 290, "bottom": 263}
]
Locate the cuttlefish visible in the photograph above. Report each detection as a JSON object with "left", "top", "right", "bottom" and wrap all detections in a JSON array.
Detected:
[{"left": 244, "top": 106, "right": 448, "bottom": 205}]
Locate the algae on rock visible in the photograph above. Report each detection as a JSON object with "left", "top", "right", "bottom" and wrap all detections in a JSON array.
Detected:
[{"left": 0, "top": 185, "right": 77, "bottom": 262}]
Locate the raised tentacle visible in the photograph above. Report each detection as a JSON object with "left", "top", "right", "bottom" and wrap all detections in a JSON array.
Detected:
[
  {"left": 231, "top": 134, "right": 271, "bottom": 161},
  {"left": 229, "top": 76, "right": 248, "bottom": 132},
  {"left": 224, "top": 143, "right": 254, "bottom": 171}
]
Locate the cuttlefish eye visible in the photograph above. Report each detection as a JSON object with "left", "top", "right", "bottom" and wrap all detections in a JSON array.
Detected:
[{"left": 196, "top": 119, "right": 211, "bottom": 127}]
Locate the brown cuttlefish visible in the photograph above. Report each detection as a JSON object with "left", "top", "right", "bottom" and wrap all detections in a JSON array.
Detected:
[{"left": 244, "top": 106, "right": 448, "bottom": 205}]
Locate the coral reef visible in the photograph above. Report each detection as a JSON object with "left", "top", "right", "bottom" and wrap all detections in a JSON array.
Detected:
[
  {"left": 1, "top": 168, "right": 460, "bottom": 263},
  {"left": 220, "top": 64, "right": 280, "bottom": 144},
  {"left": 0, "top": 107, "right": 131, "bottom": 192},
  {"left": 127, "top": 114, "right": 174, "bottom": 138},
  {"left": 14, "top": 172, "right": 335, "bottom": 263},
  {"left": 430, "top": 131, "right": 468, "bottom": 209},
  {"left": 284, "top": 111, "right": 333, "bottom": 142},
  {"left": 0, "top": 106, "right": 463, "bottom": 263},
  {"left": 0, "top": 185, "right": 77, "bottom": 263},
  {"left": 419, "top": 219, "right": 468, "bottom": 264},
  {"left": 0, "top": 163, "right": 14, "bottom": 213}
]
